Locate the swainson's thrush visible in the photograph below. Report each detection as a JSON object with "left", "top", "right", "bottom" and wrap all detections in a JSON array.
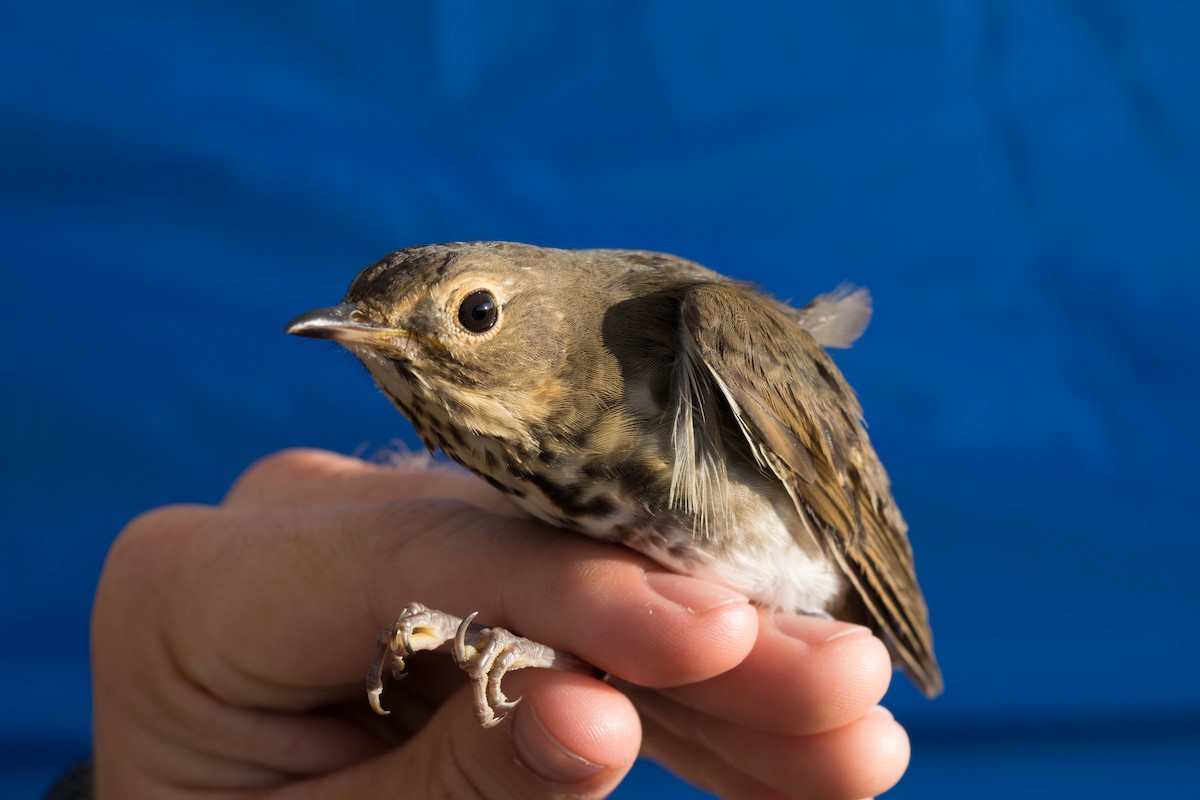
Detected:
[{"left": 287, "top": 242, "right": 941, "bottom": 725}]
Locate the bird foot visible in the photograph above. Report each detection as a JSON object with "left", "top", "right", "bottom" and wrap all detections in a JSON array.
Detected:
[{"left": 367, "top": 602, "right": 591, "bottom": 727}]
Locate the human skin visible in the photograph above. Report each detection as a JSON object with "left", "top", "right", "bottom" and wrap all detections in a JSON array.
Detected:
[{"left": 91, "top": 448, "right": 909, "bottom": 798}]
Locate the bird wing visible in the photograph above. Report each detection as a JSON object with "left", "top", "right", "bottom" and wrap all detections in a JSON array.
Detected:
[{"left": 680, "top": 282, "right": 942, "bottom": 697}]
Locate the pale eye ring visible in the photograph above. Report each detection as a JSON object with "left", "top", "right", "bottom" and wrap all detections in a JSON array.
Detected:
[{"left": 457, "top": 289, "right": 498, "bottom": 333}]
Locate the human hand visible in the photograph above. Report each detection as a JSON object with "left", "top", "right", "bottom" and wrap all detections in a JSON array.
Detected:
[{"left": 92, "top": 449, "right": 909, "bottom": 798}]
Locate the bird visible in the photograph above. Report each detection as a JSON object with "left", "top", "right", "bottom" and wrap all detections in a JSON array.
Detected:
[{"left": 286, "top": 241, "right": 941, "bottom": 725}]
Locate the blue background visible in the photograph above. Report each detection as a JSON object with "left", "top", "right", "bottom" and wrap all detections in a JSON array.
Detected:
[{"left": 3, "top": 2, "right": 1198, "bottom": 797}]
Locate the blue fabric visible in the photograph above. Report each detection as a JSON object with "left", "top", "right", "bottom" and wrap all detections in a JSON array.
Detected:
[{"left": 3, "top": 2, "right": 1198, "bottom": 796}]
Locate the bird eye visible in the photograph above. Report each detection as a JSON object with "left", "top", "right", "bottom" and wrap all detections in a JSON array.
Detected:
[{"left": 457, "top": 289, "right": 498, "bottom": 333}]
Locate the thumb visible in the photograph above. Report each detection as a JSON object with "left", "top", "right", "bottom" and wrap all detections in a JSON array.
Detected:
[{"left": 334, "top": 670, "right": 641, "bottom": 798}]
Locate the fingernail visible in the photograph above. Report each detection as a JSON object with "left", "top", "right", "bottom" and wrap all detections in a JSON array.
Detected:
[
  {"left": 514, "top": 704, "right": 605, "bottom": 783},
  {"left": 645, "top": 572, "right": 749, "bottom": 614},
  {"left": 771, "top": 613, "right": 873, "bottom": 645},
  {"left": 869, "top": 705, "right": 894, "bottom": 720},
  {"left": 823, "top": 624, "right": 874, "bottom": 644}
]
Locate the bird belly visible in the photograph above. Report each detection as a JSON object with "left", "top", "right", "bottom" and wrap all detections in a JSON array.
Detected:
[
  {"left": 629, "top": 516, "right": 846, "bottom": 616},
  {"left": 507, "top": 480, "right": 846, "bottom": 616}
]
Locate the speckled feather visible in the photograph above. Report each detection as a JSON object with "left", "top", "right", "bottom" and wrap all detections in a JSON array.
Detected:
[{"left": 295, "top": 242, "right": 942, "bottom": 697}]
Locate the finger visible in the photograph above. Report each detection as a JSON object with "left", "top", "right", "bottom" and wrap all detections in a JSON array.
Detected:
[
  {"left": 92, "top": 514, "right": 396, "bottom": 795},
  {"left": 658, "top": 610, "right": 893, "bottom": 736},
  {"left": 639, "top": 714, "right": 790, "bottom": 800},
  {"left": 121, "top": 495, "right": 758, "bottom": 714},
  {"left": 284, "top": 671, "right": 641, "bottom": 800},
  {"left": 636, "top": 688, "right": 910, "bottom": 799},
  {"left": 222, "top": 448, "right": 518, "bottom": 515}
]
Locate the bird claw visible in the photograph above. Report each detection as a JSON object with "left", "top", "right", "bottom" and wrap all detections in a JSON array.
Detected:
[
  {"left": 367, "top": 602, "right": 578, "bottom": 726},
  {"left": 367, "top": 602, "right": 455, "bottom": 715},
  {"left": 454, "top": 613, "right": 535, "bottom": 727}
]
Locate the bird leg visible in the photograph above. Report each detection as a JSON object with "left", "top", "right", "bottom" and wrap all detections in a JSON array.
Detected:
[{"left": 367, "top": 602, "right": 594, "bottom": 727}]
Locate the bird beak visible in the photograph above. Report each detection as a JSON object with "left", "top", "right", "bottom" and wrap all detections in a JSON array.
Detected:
[{"left": 285, "top": 303, "right": 405, "bottom": 345}]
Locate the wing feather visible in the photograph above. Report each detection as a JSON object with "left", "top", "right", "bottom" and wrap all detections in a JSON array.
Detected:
[{"left": 681, "top": 283, "right": 943, "bottom": 697}]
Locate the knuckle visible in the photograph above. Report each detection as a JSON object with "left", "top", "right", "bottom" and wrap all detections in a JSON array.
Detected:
[
  {"left": 234, "top": 447, "right": 329, "bottom": 487},
  {"left": 94, "top": 504, "right": 215, "bottom": 647},
  {"left": 223, "top": 448, "right": 364, "bottom": 506},
  {"left": 103, "top": 504, "right": 214, "bottom": 584}
]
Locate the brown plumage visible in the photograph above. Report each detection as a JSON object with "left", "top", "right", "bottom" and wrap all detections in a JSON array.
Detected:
[{"left": 288, "top": 241, "right": 942, "bottom": 698}]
